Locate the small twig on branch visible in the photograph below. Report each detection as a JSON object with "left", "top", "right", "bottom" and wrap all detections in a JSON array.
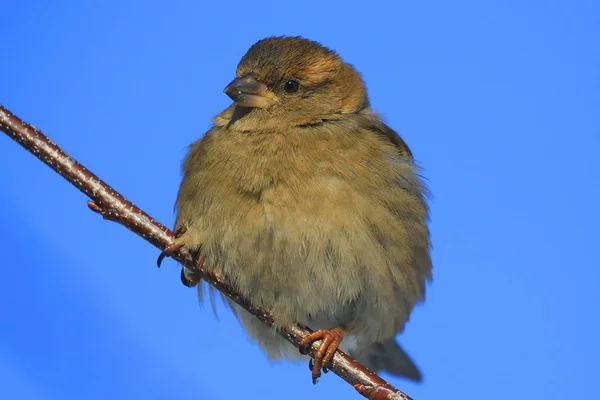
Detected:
[{"left": 0, "top": 104, "right": 413, "bottom": 400}]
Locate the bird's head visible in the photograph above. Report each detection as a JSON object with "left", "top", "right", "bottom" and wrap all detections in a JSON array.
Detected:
[{"left": 222, "top": 36, "right": 369, "bottom": 130}]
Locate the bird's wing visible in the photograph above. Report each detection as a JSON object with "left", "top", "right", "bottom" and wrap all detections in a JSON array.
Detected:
[
  {"left": 367, "top": 118, "right": 414, "bottom": 160},
  {"left": 354, "top": 110, "right": 414, "bottom": 160}
]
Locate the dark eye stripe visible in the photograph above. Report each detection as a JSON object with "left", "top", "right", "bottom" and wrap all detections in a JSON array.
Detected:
[{"left": 295, "top": 78, "right": 330, "bottom": 98}]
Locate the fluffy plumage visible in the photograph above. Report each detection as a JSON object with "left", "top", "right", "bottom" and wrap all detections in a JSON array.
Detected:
[{"left": 173, "top": 36, "right": 432, "bottom": 381}]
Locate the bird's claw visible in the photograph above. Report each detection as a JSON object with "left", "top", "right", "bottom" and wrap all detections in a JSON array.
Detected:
[
  {"left": 156, "top": 241, "right": 184, "bottom": 267},
  {"left": 307, "top": 359, "right": 329, "bottom": 375},
  {"left": 299, "top": 327, "right": 344, "bottom": 384},
  {"left": 156, "top": 226, "right": 188, "bottom": 267},
  {"left": 180, "top": 253, "right": 205, "bottom": 287}
]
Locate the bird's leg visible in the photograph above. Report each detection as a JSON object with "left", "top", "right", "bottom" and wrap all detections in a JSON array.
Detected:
[{"left": 300, "top": 327, "right": 345, "bottom": 384}]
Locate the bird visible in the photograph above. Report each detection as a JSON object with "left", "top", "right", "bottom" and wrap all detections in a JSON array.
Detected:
[{"left": 161, "top": 36, "right": 432, "bottom": 384}]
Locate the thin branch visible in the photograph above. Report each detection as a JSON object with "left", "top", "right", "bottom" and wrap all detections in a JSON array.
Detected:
[{"left": 0, "top": 104, "right": 413, "bottom": 400}]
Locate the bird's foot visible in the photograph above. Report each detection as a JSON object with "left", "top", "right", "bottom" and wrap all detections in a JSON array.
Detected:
[
  {"left": 307, "top": 359, "right": 330, "bottom": 374},
  {"left": 156, "top": 225, "right": 188, "bottom": 267},
  {"left": 300, "top": 327, "right": 345, "bottom": 384},
  {"left": 180, "top": 252, "right": 204, "bottom": 287},
  {"left": 156, "top": 226, "right": 204, "bottom": 287}
]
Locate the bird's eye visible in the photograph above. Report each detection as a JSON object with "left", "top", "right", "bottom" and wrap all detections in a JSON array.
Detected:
[{"left": 283, "top": 79, "right": 300, "bottom": 93}]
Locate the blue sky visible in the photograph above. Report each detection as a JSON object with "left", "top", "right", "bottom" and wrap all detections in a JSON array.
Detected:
[{"left": 1, "top": 1, "right": 599, "bottom": 399}]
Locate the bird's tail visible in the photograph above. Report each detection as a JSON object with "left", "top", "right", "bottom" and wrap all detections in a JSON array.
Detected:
[{"left": 355, "top": 339, "right": 423, "bottom": 382}]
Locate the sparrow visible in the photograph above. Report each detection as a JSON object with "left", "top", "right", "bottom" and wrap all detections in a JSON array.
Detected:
[{"left": 163, "top": 36, "right": 432, "bottom": 384}]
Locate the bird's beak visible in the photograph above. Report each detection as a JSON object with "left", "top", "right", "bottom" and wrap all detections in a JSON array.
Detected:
[{"left": 223, "top": 74, "right": 273, "bottom": 109}]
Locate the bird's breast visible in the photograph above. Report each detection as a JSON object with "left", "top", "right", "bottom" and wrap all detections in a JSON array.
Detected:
[
  {"left": 188, "top": 125, "right": 429, "bottom": 328},
  {"left": 200, "top": 168, "right": 396, "bottom": 320}
]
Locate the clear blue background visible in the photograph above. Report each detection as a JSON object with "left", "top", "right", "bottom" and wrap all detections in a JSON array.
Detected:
[{"left": 1, "top": 1, "right": 598, "bottom": 399}]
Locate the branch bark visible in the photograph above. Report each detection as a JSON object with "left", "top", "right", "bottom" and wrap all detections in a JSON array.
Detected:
[{"left": 0, "top": 104, "right": 413, "bottom": 400}]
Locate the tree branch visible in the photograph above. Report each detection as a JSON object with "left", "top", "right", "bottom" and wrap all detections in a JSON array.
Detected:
[{"left": 0, "top": 104, "right": 413, "bottom": 400}]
